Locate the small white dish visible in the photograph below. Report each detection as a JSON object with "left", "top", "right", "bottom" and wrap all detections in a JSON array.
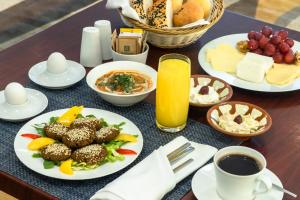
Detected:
[
  {"left": 112, "top": 43, "right": 149, "bottom": 64},
  {"left": 86, "top": 61, "right": 157, "bottom": 107},
  {"left": 28, "top": 60, "right": 86, "bottom": 89},
  {"left": 191, "top": 163, "right": 283, "bottom": 200},
  {"left": 0, "top": 88, "right": 48, "bottom": 122}
]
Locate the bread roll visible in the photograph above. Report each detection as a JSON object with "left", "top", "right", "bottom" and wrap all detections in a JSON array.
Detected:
[
  {"left": 130, "top": 0, "right": 153, "bottom": 23},
  {"left": 195, "top": 0, "right": 211, "bottom": 18},
  {"left": 147, "top": 0, "right": 173, "bottom": 28},
  {"left": 173, "top": 0, "right": 204, "bottom": 27},
  {"left": 172, "top": 0, "right": 183, "bottom": 13}
]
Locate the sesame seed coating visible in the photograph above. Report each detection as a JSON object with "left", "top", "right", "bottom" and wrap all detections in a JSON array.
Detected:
[
  {"left": 44, "top": 123, "right": 68, "bottom": 141},
  {"left": 71, "top": 144, "right": 107, "bottom": 164},
  {"left": 40, "top": 143, "right": 71, "bottom": 161},
  {"left": 62, "top": 127, "right": 96, "bottom": 148},
  {"left": 71, "top": 117, "right": 101, "bottom": 131},
  {"left": 95, "top": 127, "right": 119, "bottom": 144}
]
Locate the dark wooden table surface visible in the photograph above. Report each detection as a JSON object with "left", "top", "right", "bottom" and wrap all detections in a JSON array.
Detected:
[{"left": 1, "top": 2, "right": 300, "bottom": 200}]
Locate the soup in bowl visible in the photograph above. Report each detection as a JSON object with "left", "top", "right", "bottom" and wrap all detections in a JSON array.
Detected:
[{"left": 86, "top": 61, "right": 157, "bottom": 106}]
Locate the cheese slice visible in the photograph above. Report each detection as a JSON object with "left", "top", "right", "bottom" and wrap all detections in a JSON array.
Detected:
[
  {"left": 236, "top": 52, "right": 274, "bottom": 83},
  {"left": 206, "top": 44, "right": 244, "bottom": 73},
  {"left": 266, "top": 63, "right": 300, "bottom": 85}
]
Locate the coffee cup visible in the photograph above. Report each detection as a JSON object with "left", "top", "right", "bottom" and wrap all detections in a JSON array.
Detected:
[{"left": 214, "top": 146, "right": 272, "bottom": 200}]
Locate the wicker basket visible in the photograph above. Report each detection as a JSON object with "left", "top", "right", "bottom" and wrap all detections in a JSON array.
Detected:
[{"left": 120, "top": 0, "right": 224, "bottom": 48}]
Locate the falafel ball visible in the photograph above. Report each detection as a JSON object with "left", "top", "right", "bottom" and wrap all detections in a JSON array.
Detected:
[
  {"left": 62, "top": 127, "right": 96, "bottom": 148},
  {"left": 40, "top": 143, "right": 71, "bottom": 161},
  {"left": 44, "top": 123, "right": 68, "bottom": 141},
  {"left": 71, "top": 117, "right": 101, "bottom": 131},
  {"left": 95, "top": 127, "right": 120, "bottom": 144},
  {"left": 71, "top": 144, "right": 107, "bottom": 164}
]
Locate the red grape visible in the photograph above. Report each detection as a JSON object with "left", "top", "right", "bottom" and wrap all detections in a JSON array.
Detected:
[
  {"left": 254, "top": 32, "right": 263, "bottom": 40},
  {"left": 270, "top": 35, "right": 281, "bottom": 45},
  {"left": 251, "top": 48, "right": 263, "bottom": 55},
  {"left": 248, "top": 31, "right": 256, "bottom": 40},
  {"left": 278, "top": 30, "right": 288, "bottom": 40},
  {"left": 259, "top": 36, "right": 270, "bottom": 48},
  {"left": 262, "top": 26, "right": 273, "bottom": 37},
  {"left": 264, "top": 43, "right": 276, "bottom": 56},
  {"left": 285, "top": 38, "right": 294, "bottom": 47},
  {"left": 272, "top": 52, "right": 283, "bottom": 63},
  {"left": 248, "top": 39, "right": 259, "bottom": 50},
  {"left": 278, "top": 42, "right": 290, "bottom": 53},
  {"left": 284, "top": 50, "right": 295, "bottom": 64}
]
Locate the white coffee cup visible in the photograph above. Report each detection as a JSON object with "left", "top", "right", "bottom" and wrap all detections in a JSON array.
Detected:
[{"left": 214, "top": 146, "right": 272, "bottom": 200}]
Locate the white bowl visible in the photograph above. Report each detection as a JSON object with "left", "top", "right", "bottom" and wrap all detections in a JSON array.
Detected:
[
  {"left": 112, "top": 44, "right": 149, "bottom": 64},
  {"left": 86, "top": 61, "right": 157, "bottom": 106}
]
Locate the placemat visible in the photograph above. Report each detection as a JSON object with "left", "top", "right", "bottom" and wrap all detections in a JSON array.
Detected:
[{"left": 0, "top": 80, "right": 241, "bottom": 200}]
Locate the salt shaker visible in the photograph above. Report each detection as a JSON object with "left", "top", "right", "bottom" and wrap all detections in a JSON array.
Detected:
[
  {"left": 80, "top": 27, "right": 102, "bottom": 67},
  {"left": 94, "top": 20, "right": 112, "bottom": 60}
]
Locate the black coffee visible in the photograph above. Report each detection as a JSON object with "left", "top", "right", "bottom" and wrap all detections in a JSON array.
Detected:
[{"left": 218, "top": 154, "right": 261, "bottom": 176}]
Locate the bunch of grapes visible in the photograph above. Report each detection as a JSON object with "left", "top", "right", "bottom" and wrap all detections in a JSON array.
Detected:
[{"left": 246, "top": 26, "right": 295, "bottom": 64}]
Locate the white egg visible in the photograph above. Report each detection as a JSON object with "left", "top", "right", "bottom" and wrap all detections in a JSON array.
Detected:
[
  {"left": 46, "top": 52, "right": 67, "bottom": 74},
  {"left": 4, "top": 82, "right": 27, "bottom": 105}
]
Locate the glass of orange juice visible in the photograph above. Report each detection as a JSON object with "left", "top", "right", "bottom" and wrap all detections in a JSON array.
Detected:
[{"left": 156, "top": 54, "right": 191, "bottom": 133}]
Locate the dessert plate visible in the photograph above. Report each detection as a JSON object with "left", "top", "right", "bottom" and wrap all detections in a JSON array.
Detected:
[
  {"left": 198, "top": 33, "right": 300, "bottom": 92},
  {"left": 192, "top": 163, "right": 283, "bottom": 200},
  {"left": 28, "top": 60, "right": 86, "bottom": 89},
  {"left": 14, "top": 108, "right": 143, "bottom": 180},
  {"left": 0, "top": 88, "right": 48, "bottom": 122}
]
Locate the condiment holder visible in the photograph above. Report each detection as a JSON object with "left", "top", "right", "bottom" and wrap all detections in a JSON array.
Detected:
[
  {"left": 28, "top": 52, "right": 86, "bottom": 89},
  {"left": 0, "top": 82, "right": 48, "bottom": 122},
  {"left": 111, "top": 43, "right": 149, "bottom": 64}
]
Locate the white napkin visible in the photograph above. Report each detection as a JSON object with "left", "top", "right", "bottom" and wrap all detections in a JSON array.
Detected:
[
  {"left": 106, "top": 0, "right": 140, "bottom": 22},
  {"left": 106, "top": 0, "right": 210, "bottom": 28},
  {"left": 90, "top": 136, "right": 217, "bottom": 200}
]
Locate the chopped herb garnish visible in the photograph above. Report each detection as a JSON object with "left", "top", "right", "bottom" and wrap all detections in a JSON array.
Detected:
[{"left": 105, "top": 74, "right": 135, "bottom": 93}]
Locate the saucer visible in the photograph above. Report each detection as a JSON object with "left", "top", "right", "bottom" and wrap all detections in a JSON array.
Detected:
[
  {"left": 28, "top": 60, "right": 86, "bottom": 89},
  {"left": 0, "top": 88, "right": 48, "bottom": 122},
  {"left": 192, "top": 163, "right": 283, "bottom": 200}
]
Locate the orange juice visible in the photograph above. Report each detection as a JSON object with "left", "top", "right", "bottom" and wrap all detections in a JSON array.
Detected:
[{"left": 156, "top": 54, "right": 191, "bottom": 132}]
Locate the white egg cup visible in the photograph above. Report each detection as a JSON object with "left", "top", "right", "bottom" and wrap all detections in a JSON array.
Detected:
[
  {"left": 29, "top": 53, "right": 86, "bottom": 89},
  {"left": 0, "top": 83, "right": 48, "bottom": 122}
]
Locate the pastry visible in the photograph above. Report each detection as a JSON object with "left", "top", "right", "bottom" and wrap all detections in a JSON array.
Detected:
[
  {"left": 130, "top": 0, "right": 153, "bottom": 23},
  {"left": 147, "top": 0, "right": 173, "bottom": 28},
  {"left": 173, "top": 0, "right": 204, "bottom": 27},
  {"left": 195, "top": 0, "right": 211, "bottom": 18},
  {"left": 172, "top": 0, "right": 183, "bottom": 13}
]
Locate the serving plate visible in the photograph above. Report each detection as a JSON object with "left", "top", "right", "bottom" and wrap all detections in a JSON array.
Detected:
[
  {"left": 190, "top": 74, "right": 233, "bottom": 107},
  {"left": 198, "top": 33, "right": 300, "bottom": 92},
  {"left": 14, "top": 108, "right": 143, "bottom": 180},
  {"left": 207, "top": 101, "right": 272, "bottom": 139}
]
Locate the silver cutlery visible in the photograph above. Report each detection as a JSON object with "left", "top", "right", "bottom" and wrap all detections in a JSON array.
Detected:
[
  {"left": 272, "top": 183, "right": 297, "bottom": 198},
  {"left": 173, "top": 158, "right": 194, "bottom": 173},
  {"left": 167, "top": 142, "right": 191, "bottom": 162},
  {"left": 169, "top": 146, "right": 195, "bottom": 165}
]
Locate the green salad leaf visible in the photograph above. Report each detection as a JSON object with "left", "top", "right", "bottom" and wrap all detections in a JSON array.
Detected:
[
  {"left": 43, "top": 160, "right": 55, "bottom": 169},
  {"left": 113, "top": 122, "right": 126, "bottom": 131},
  {"left": 32, "top": 153, "right": 42, "bottom": 158},
  {"left": 49, "top": 116, "right": 58, "bottom": 124},
  {"left": 86, "top": 114, "right": 96, "bottom": 118},
  {"left": 76, "top": 114, "right": 84, "bottom": 119},
  {"left": 32, "top": 124, "right": 46, "bottom": 136}
]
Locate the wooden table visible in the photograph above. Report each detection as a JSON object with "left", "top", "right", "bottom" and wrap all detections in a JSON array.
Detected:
[{"left": 1, "top": 2, "right": 299, "bottom": 200}]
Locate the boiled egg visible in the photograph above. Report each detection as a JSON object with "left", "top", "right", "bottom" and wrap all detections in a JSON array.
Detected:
[
  {"left": 46, "top": 52, "right": 67, "bottom": 74},
  {"left": 4, "top": 82, "right": 27, "bottom": 105}
]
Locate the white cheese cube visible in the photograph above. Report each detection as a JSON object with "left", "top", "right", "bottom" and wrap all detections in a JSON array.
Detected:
[{"left": 236, "top": 52, "right": 274, "bottom": 83}]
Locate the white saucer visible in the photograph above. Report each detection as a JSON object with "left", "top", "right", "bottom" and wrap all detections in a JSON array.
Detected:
[
  {"left": 192, "top": 163, "right": 283, "bottom": 200},
  {"left": 28, "top": 60, "right": 86, "bottom": 89},
  {"left": 0, "top": 88, "right": 48, "bottom": 122}
]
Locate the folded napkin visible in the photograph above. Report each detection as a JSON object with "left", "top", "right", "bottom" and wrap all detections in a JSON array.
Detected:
[{"left": 90, "top": 136, "right": 217, "bottom": 200}]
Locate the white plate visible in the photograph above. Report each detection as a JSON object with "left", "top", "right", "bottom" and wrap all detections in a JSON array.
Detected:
[
  {"left": 0, "top": 88, "right": 48, "bottom": 122},
  {"left": 192, "top": 163, "right": 283, "bottom": 200},
  {"left": 28, "top": 60, "right": 86, "bottom": 89},
  {"left": 14, "top": 108, "right": 144, "bottom": 180},
  {"left": 198, "top": 33, "right": 300, "bottom": 92}
]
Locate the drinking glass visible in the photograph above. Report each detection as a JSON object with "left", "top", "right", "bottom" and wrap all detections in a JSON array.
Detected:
[{"left": 156, "top": 54, "right": 191, "bottom": 133}]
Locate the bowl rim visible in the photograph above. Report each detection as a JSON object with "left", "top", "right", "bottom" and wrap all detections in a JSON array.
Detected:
[
  {"left": 206, "top": 101, "right": 272, "bottom": 137},
  {"left": 189, "top": 74, "right": 233, "bottom": 107},
  {"left": 86, "top": 61, "right": 157, "bottom": 97}
]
